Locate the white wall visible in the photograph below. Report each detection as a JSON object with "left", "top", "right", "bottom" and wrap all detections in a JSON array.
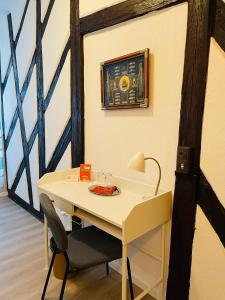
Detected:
[{"left": 83, "top": 2, "right": 188, "bottom": 298}]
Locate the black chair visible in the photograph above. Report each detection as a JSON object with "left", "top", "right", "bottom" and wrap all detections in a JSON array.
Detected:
[{"left": 40, "top": 193, "right": 134, "bottom": 300}]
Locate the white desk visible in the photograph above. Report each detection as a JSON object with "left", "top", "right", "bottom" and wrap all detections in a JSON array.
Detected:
[{"left": 37, "top": 168, "right": 172, "bottom": 300}]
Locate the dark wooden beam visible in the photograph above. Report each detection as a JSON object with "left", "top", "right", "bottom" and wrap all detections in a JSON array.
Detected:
[
  {"left": 80, "top": 0, "right": 186, "bottom": 35},
  {"left": 46, "top": 119, "right": 72, "bottom": 173},
  {"left": 198, "top": 170, "right": 225, "bottom": 247},
  {"left": 20, "top": 52, "right": 37, "bottom": 102},
  {"left": 10, "top": 34, "right": 71, "bottom": 192},
  {"left": 6, "top": 32, "right": 68, "bottom": 150},
  {"left": 166, "top": 1, "right": 214, "bottom": 299},
  {"left": 11, "top": 123, "right": 38, "bottom": 193},
  {"left": 2, "top": 0, "right": 31, "bottom": 93},
  {"left": 15, "top": 0, "right": 31, "bottom": 45},
  {"left": 213, "top": 0, "right": 225, "bottom": 51},
  {"left": 5, "top": 0, "right": 55, "bottom": 149},
  {"left": 42, "top": 0, "right": 55, "bottom": 34},
  {"left": 8, "top": 14, "right": 33, "bottom": 206},
  {"left": 5, "top": 52, "right": 36, "bottom": 150},
  {"left": 71, "top": 0, "right": 84, "bottom": 167},
  {"left": 36, "top": 0, "right": 46, "bottom": 177}
]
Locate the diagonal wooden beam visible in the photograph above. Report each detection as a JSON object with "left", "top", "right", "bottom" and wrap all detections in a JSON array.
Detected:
[
  {"left": 46, "top": 119, "right": 72, "bottom": 173},
  {"left": 44, "top": 37, "right": 71, "bottom": 111},
  {"left": 8, "top": 14, "right": 33, "bottom": 206},
  {"left": 5, "top": 52, "right": 36, "bottom": 150},
  {"left": 2, "top": 0, "right": 55, "bottom": 94},
  {"left": 198, "top": 170, "right": 225, "bottom": 247},
  {"left": 36, "top": 0, "right": 46, "bottom": 177},
  {"left": 2, "top": 0, "right": 31, "bottom": 93},
  {"left": 166, "top": 1, "right": 214, "bottom": 299},
  {"left": 11, "top": 116, "right": 71, "bottom": 191},
  {"left": 213, "top": 0, "right": 225, "bottom": 51},
  {"left": 4, "top": 0, "right": 55, "bottom": 149},
  {"left": 71, "top": 0, "right": 84, "bottom": 167},
  {"left": 80, "top": 0, "right": 186, "bottom": 35},
  {"left": 10, "top": 36, "right": 71, "bottom": 192},
  {"left": 20, "top": 52, "right": 37, "bottom": 102},
  {"left": 42, "top": 0, "right": 55, "bottom": 34},
  {"left": 11, "top": 123, "right": 38, "bottom": 193},
  {"left": 15, "top": 0, "right": 31, "bottom": 45}
]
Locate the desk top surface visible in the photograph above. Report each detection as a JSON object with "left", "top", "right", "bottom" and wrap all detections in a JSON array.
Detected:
[
  {"left": 39, "top": 180, "right": 150, "bottom": 227},
  {"left": 38, "top": 168, "right": 171, "bottom": 229}
]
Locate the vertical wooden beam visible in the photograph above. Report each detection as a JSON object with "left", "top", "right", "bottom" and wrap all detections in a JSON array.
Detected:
[
  {"left": 36, "top": 0, "right": 46, "bottom": 177},
  {"left": 166, "top": 1, "right": 213, "bottom": 299},
  {"left": 7, "top": 14, "right": 33, "bottom": 206},
  {"left": 70, "top": 0, "right": 84, "bottom": 167}
]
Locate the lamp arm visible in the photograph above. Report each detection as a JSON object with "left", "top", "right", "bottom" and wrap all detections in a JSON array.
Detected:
[{"left": 144, "top": 157, "right": 161, "bottom": 195}]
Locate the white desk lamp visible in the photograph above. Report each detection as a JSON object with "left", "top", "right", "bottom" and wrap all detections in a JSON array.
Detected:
[{"left": 128, "top": 152, "right": 161, "bottom": 196}]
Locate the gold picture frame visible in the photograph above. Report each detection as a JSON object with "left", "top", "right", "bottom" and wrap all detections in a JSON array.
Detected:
[{"left": 101, "top": 49, "right": 149, "bottom": 110}]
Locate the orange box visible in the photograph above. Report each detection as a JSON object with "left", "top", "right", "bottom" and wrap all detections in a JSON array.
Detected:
[{"left": 80, "top": 164, "right": 92, "bottom": 182}]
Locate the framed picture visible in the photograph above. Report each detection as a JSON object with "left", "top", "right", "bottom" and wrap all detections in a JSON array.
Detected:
[{"left": 100, "top": 49, "right": 149, "bottom": 110}]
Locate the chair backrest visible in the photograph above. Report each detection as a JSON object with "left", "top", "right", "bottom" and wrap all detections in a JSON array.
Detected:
[{"left": 40, "top": 194, "right": 68, "bottom": 252}]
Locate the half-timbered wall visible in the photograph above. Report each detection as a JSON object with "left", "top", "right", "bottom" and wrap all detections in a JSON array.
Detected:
[
  {"left": 0, "top": 1, "right": 224, "bottom": 300},
  {"left": 0, "top": 0, "right": 72, "bottom": 216}
]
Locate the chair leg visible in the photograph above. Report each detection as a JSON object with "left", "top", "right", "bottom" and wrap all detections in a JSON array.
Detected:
[
  {"left": 106, "top": 263, "right": 109, "bottom": 276},
  {"left": 59, "top": 253, "right": 69, "bottom": 300},
  {"left": 41, "top": 250, "right": 56, "bottom": 300},
  {"left": 127, "top": 258, "right": 134, "bottom": 300}
]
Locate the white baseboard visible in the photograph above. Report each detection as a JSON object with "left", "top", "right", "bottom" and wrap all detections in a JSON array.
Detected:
[{"left": 110, "top": 260, "right": 158, "bottom": 299}]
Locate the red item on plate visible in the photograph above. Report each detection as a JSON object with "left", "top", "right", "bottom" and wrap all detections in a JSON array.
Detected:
[{"left": 92, "top": 185, "right": 117, "bottom": 195}]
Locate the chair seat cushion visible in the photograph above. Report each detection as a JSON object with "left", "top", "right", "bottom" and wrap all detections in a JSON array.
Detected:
[{"left": 67, "top": 226, "right": 122, "bottom": 270}]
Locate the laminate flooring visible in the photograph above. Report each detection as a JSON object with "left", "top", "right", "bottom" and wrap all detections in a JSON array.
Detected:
[{"left": 0, "top": 196, "right": 154, "bottom": 300}]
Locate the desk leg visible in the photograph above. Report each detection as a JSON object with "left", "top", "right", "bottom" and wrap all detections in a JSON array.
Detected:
[
  {"left": 122, "top": 244, "right": 127, "bottom": 300},
  {"left": 160, "top": 224, "right": 166, "bottom": 300},
  {"left": 44, "top": 216, "right": 49, "bottom": 269}
]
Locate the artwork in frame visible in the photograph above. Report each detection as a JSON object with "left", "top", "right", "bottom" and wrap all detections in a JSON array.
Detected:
[{"left": 100, "top": 49, "right": 149, "bottom": 110}]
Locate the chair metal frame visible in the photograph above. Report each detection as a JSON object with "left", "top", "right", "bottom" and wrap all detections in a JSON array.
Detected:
[{"left": 42, "top": 242, "right": 134, "bottom": 300}]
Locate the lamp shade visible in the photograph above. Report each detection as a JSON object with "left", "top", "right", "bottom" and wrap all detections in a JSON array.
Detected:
[{"left": 128, "top": 152, "right": 145, "bottom": 172}]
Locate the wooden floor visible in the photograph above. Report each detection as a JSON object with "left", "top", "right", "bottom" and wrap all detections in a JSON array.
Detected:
[{"left": 0, "top": 196, "right": 154, "bottom": 300}]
